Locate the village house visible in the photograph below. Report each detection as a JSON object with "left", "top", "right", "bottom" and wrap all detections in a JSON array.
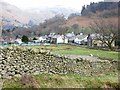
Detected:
[
  {"left": 92, "top": 39, "right": 115, "bottom": 48},
  {"left": 65, "top": 32, "right": 76, "bottom": 43},
  {"left": 74, "top": 34, "right": 88, "bottom": 45},
  {"left": 50, "top": 35, "right": 68, "bottom": 44},
  {"left": 90, "top": 34, "right": 115, "bottom": 48},
  {"left": 38, "top": 36, "right": 47, "bottom": 43},
  {"left": 15, "top": 38, "right": 23, "bottom": 44},
  {"left": 0, "top": 37, "right": 4, "bottom": 44}
]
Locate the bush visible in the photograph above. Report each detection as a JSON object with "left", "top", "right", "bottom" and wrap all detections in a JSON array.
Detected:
[{"left": 22, "top": 35, "right": 29, "bottom": 43}]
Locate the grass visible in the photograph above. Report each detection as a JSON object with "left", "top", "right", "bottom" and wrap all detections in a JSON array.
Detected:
[
  {"left": 3, "top": 73, "right": 119, "bottom": 88},
  {"left": 28, "top": 44, "right": 118, "bottom": 60}
]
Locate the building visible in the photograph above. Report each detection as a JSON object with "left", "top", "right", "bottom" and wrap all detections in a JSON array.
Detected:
[
  {"left": 15, "top": 38, "right": 23, "bottom": 44},
  {"left": 38, "top": 36, "right": 47, "bottom": 43},
  {"left": 51, "top": 35, "right": 68, "bottom": 44},
  {"left": 74, "top": 35, "right": 88, "bottom": 45},
  {"left": 65, "top": 32, "right": 76, "bottom": 43}
]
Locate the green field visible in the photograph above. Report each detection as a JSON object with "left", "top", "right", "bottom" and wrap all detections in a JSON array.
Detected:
[
  {"left": 29, "top": 44, "right": 118, "bottom": 60},
  {"left": 3, "top": 73, "right": 119, "bottom": 88}
]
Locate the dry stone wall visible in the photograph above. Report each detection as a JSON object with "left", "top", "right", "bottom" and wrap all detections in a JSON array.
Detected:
[{"left": 0, "top": 47, "right": 118, "bottom": 79}]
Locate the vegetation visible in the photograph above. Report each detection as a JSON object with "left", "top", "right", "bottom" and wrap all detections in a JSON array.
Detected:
[
  {"left": 29, "top": 44, "right": 118, "bottom": 60},
  {"left": 81, "top": 2, "right": 118, "bottom": 17},
  {"left": 21, "top": 35, "right": 29, "bottom": 43},
  {"left": 90, "top": 18, "right": 118, "bottom": 50},
  {"left": 3, "top": 73, "right": 119, "bottom": 88}
]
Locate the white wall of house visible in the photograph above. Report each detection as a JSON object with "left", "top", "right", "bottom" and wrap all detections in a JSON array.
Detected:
[
  {"left": 34, "top": 40, "right": 40, "bottom": 43},
  {"left": 64, "top": 38, "right": 68, "bottom": 43},
  {"left": 74, "top": 36, "right": 88, "bottom": 44},
  {"left": 15, "top": 39, "right": 23, "bottom": 44},
  {"left": 39, "top": 37, "right": 46, "bottom": 42},
  {"left": 74, "top": 38, "right": 82, "bottom": 44},
  {"left": 56, "top": 36, "right": 64, "bottom": 44}
]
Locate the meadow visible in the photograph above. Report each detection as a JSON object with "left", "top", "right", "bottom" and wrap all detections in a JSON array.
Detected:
[
  {"left": 3, "top": 73, "right": 119, "bottom": 88},
  {"left": 29, "top": 44, "right": 118, "bottom": 61}
]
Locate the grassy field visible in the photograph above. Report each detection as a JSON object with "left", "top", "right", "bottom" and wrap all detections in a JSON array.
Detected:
[
  {"left": 3, "top": 73, "right": 119, "bottom": 88},
  {"left": 29, "top": 44, "right": 118, "bottom": 60}
]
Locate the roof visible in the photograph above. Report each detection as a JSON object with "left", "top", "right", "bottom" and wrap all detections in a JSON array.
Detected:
[
  {"left": 76, "top": 35, "right": 88, "bottom": 40},
  {"left": 40, "top": 36, "right": 47, "bottom": 39},
  {"left": 52, "top": 35, "right": 61, "bottom": 38},
  {"left": 66, "top": 33, "right": 75, "bottom": 38}
]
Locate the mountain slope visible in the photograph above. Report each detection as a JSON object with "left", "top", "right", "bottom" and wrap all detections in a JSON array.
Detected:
[
  {"left": 0, "top": 1, "right": 30, "bottom": 23},
  {"left": 0, "top": 1, "right": 79, "bottom": 28},
  {"left": 81, "top": 2, "right": 118, "bottom": 17},
  {"left": 66, "top": 2, "right": 118, "bottom": 28},
  {"left": 66, "top": 16, "right": 118, "bottom": 28}
]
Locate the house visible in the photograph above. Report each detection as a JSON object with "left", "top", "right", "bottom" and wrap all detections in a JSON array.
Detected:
[
  {"left": 15, "top": 38, "right": 23, "bottom": 44},
  {"left": 74, "top": 34, "right": 88, "bottom": 45},
  {"left": 92, "top": 39, "right": 115, "bottom": 48},
  {"left": 0, "top": 37, "right": 4, "bottom": 44},
  {"left": 33, "top": 39, "right": 40, "bottom": 43},
  {"left": 51, "top": 35, "right": 68, "bottom": 44},
  {"left": 64, "top": 37, "right": 69, "bottom": 44},
  {"left": 65, "top": 32, "right": 76, "bottom": 43},
  {"left": 91, "top": 34, "right": 115, "bottom": 48},
  {"left": 3, "top": 40, "right": 15, "bottom": 44},
  {"left": 38, "top": 36, "right": 47, "bottom": 43}
]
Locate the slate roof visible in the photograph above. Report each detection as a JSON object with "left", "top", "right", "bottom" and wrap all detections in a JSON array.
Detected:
[{"left": 76, "top": 35, "right": 88, "bottom": 40}]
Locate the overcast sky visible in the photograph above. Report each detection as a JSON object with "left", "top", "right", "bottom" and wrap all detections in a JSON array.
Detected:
[{"left": 2, "top": 0, "right": 105, "bottom": 10}]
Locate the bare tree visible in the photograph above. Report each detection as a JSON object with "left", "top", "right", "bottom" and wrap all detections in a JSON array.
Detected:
[{"left": 90, "top": 18, "right": 118, "bottom": 50}]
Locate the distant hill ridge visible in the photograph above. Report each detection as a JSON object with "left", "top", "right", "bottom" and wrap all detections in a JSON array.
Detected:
[
  {"left": 0, "top": 1, "right": 79, "bottom": 30},
  {"left": 81, "top": 2, "right": 118, "bottom": 17}
]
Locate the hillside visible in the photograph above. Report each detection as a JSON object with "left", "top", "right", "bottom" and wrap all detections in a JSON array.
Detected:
[
  {"left": 0, "top": 1, "right": 79, "bottom": 30},
  {"left": 81, "top": 2, "right": 118, "bottom": 17},
  {"left": 0, "top": 1, "right": 29, "bottom": 23},
  {"left": 66, "top": 2, "right": 118, "bottom": 28},
  {"left": 66, "top": 16, "right": 118, "bottom": 28}
]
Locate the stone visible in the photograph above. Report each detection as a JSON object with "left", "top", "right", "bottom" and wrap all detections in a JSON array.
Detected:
[
  {"left": 14, "top": 74, "right": 21, "bottom": 78},
  {"left": 0, "top": 46, "right": 117, "bottom": 79},
  {"left": 33, "top": 71, "right": 40, "bottom": 75}
]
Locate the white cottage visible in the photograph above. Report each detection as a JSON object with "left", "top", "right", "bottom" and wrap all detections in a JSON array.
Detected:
[
  {"left": 51, "top": 35, "right": 68, "bottom": 44},
  {"left": 74, "top": 35, "right": 88, "bottom": 45},
  {"left": 15, "top": 38, "right": 23, "bottom": 44},
  {"left": 38, "top": 36, "right": 47, "bottom": 43},
  {"left": 65, "top": 32, "right": 76, "bottom": 43}
]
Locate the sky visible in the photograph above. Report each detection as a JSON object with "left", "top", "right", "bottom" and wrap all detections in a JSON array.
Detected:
[{"left": 2, "top": 0, "right": 104, "bottom": 11}]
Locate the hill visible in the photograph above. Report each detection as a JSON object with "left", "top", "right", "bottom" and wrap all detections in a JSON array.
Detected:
[
  {"left": 0, "top": 1, "right": 79, "bottom": 30},
  {"left": 66, "top": 2, "right": 118, "bottom": 28},
  {"left": 81, "top": 2, "right": 118, "bottom": 17},
  {"left": 66, "top": 16, "right": 118, "bottom": 28}
]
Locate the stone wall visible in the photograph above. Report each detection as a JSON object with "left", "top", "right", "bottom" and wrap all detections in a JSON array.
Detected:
[{"left": 0, "top": 47, "right": 118, "bottom": 79}]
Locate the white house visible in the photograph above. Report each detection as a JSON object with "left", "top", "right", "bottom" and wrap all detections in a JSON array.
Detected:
[
  {"left": 65, "top": 32, "right": 76, "bottom": 43},
  {"left": 38, "top": 36, "right": 47, "bottom": 43},
  {"left": 51, "top": 35, "right": 68, "bottom": 44},
  {"left": 74, "top": 35, "right": 88, "bottom": 45},
  {"left": 64, "top": 37, "right": 68, "bottom": 44},
  {"left": 15, "top": 38, "right": 23, "bottom": 44}
]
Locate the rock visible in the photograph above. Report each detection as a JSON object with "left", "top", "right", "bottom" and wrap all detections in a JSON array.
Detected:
[
  {"left": 0, "top": 46, "right": 117, "bottom": 79},
  {"left": 33, "top": 71, "right": 39, "bottom": 75},
  {"left": 14, "top": 74, "right": 21, "bottom": 78},
  {"left": 0, "top": 75, "right": 1, "bottom": 79},
  {"left": 1, "top": 70, "right": 6, "bottom": 75}
]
